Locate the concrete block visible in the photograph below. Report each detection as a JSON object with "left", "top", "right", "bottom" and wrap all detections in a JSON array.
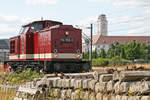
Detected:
[
  {"left": 93, "top": 71, "right": 99, "bottom": 81},
  {"left": 106, "top": 80, "right": 115, "bottom": 92},
  {"left": 119, "top": 82, "right": 130, "bottom": 93},
  {"left": 61, "top": 90, "right": 67, "bottom": 100},
  {"left": 66, "top": 89, "right": 72, "bottom": 98},
  {"left": 121, "top": 96, "right": 128, "bottom": 100},
  {"left": 99, "top": 74, "right": 113, "bottom": 82},
  {"left": 129, "top": 82, "right": 141, "bottom": 93},
  {"left": 57, "top": 79, "right": 63, "bottom": 88},
  {"left": 111, "top": 95, "right": 116, "bottom": 100},
  {"left": 115, "top": 95, "right": 122, "bottom": 100},
  {"left": 102, "top": 95, "right": 109, "bottom": 100},
  {"left": 54, "top": 89, "right": 61, "bottom": 97},
  {"left": 83, "top": 79, "right": 92, "bottom": 89},
  {"left": 96, "top": 92, "right": 103, "bottom": 100},
  {"left": 71, "top": 92, "right": 77, "bottom": 100},
  {"left": 65, "top": 79, "right": 71, "bottom": 88},
  {"left": 89, "top": 92, "right": 96, "bottom": 100},
  {"left": 95, "top": 82, "right": 101, "bottom": 93},
  {"left": 70, "top": 79, "right": 76, "bottom": 88},
  {"left": 141, "top": 96, "right": 150, "bottom": 100},
  {"left": 74, "top": 79, "right": 83, "bottom": 89},
  {"left": 83, "top": 91, "right": 90, "bottom": 100},
  {"left": 99, "top": 82, "right": 107, "bottom": 93},
  {"left": 141, "top": 81, "right": 150, "bottom": 94},
  {"left": 74, "top": 89, "right": 81, "bottom": 100},
  {"left": 88, "top": 79, "right": 97, "bottom": 90},
  {"left": 128, "top": 96, "right": 141, "bottom": 100},
  {"left": 114, "top": 82, "right": 120, "bottom": 94}
]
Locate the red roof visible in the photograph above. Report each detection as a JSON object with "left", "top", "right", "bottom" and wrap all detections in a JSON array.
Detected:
[
  {"left": 93, "top": 34, "right": 101, "bottom": 44},
  {"left": 93, "top": 35, "right": 150, "bottom": 45}
]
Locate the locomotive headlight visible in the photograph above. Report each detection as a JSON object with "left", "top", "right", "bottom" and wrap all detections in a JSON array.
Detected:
[
  {"left": 65, "top": 31, "right": 69, "bottom": 36},
  {"left": 76, "top": 49, "right": 81, "bottom": 59},
  {"left": 53, "top": 49, "right": 58, "bottom": 57},
  {"left": 76, "top": 54, "right": 81, "bottom": 58}
]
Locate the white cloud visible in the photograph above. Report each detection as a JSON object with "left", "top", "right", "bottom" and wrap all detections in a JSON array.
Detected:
[
  {"left": 77, "top": 16, "right": 97, "bottom": 27},
  {"left": 77, "top": 14, "right": 150, "bottom": 36},
  {"left": 143, "top": 10, "right": 150, "bottom": 14},
  {"left": 88, "top": 0, "right": 150, "bottom": 8},
  {"left": 75, "top": 16, "right": 98, "bottom": 35},
  {"left": 0, "top": 14, "right": 32, "bottom": 39},
  {"left": 25, "top": 0, "right": 58, "bottom": 5},
  {"left": 109, "top": 15, "right": 150, "bottom": 35},
  {"left": 113, "top": 0, "right": 150, "bottom": 8},
  {"left": 118, "top": 26, "right": 150, "bottom": 36},
  {"left": 127, "top": 26, "right": 150, "bottom": 35},
  {"left": 109, "top": 16, "right": 131, "bottom": 25},
  {"left": 88, "top": 0, "right": 108, "bottom": 2}
]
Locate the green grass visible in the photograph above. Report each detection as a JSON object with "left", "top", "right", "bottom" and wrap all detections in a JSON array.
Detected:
[{"left": 0, "top": 68, "right": 44, "bottom": 84}]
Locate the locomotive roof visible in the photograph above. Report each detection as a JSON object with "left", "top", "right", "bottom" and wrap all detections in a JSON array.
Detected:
[{"left": 23, "top": 20, "right": 63, "bottom": 27}]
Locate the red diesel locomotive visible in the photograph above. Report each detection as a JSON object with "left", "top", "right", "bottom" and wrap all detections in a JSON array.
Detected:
[{"left": 6, "top": 20, "right": 91, "bottom": 73}]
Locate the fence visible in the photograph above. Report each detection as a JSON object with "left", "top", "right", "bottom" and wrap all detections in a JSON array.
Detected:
[{"left": 0, "top": 84, "right": 18, "bottom": 100}]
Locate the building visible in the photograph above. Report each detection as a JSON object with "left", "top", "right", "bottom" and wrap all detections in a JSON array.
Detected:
[
  {"left": 97, "top": 14, "right": 108, "bottom": 36},
  {"left": 0, "top": 39, "right": 9, "bottom": 62},
  {"left": 82, "top": 14, "right": 150, "bottom": 53},
  {"left": 93, "top": 35, "right": 150, "bottom": 53}
]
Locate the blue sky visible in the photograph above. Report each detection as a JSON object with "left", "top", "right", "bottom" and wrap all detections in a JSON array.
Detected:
[{"left": 0, "top": 0, "right": 150, "bottom": 38}]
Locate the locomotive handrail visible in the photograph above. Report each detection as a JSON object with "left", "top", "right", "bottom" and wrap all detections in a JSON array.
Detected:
[{"left": 82, "top": 32, "right": 91, "bottom": 44}]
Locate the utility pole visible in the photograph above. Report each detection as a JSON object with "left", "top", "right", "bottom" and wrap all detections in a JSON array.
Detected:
[{"left": 90, "top": 23, "right": 93, "bottom": 67}]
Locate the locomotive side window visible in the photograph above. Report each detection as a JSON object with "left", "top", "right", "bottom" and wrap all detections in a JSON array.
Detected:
[
  {"left": 10, "top": 40, "right": 15, "bottom": 53},
  {"left": 31, "top": 24, "right": 43, "bottom": 32},
  {"left": 21, "top": 41, "right": 24, "bottom": 53}
]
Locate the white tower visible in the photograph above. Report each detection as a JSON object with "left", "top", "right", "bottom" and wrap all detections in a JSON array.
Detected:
[{"left": 97, "top": 14, "right": 108, "bottom": 36}]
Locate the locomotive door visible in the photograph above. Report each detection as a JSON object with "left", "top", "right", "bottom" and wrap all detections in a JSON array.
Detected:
[
  {"left": 17, "top": 36, "right": 20, "bottom": 58},
  {"left": 26, "top": 33, "right": 34, "bottom": 60}
]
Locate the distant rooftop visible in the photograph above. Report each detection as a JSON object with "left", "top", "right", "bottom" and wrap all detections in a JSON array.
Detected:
[
  {"left": 0, "top": 39, "right": 9, "bottom": 49},
  {"left": 93, "top": 35, "right": 150, "bottom": 45}
]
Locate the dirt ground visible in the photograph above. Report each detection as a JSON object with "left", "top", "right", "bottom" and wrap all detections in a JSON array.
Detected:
[
  {"left": 0, "top": 63, "right": 150, "bottom": 74},
  {"left": 92, "top": 63, "right": 150, "bottom": 71}
]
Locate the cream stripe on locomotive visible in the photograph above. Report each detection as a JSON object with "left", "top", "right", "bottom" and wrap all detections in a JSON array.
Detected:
[{"left": 9, "top": 53, "right": 82, "bottom": 60}]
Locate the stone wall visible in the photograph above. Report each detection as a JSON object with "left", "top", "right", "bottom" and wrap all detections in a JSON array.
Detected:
[{"left": 14, "top": 71, "right": 150, "bottom": 100}]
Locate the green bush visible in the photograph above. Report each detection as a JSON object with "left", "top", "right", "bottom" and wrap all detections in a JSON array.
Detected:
[
  {"left": 2, "top": 68, "right": 44, "bottom": 84},
  {"left": 92, "top": 58, "right": 110, "bottom": 67},
  {"left": 109, "top": 56, "right": 131, "bottom": 66},
  {"left": 91, "top": 56, "right": 132, "bottom": 67}
]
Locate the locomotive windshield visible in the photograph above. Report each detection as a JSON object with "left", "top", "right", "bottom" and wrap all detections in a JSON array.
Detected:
[
  {"left": 31, "top": 23, "right": 43, "bottom": 31},
  {"left": 19, "top": 26, "right": 29, "bottom": 34}
]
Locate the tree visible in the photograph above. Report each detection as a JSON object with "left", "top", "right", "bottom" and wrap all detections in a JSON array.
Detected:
[
  {"left": 107, "top": 48, "right": 114, "bottom": 58},
  {"left": 92, "top": 51, "right": 98, "bottom": 59},
  {"left": 120, "top": 47, "right": 126, "bottom": 59},
  {"left": 124, "top": 40, "right": 140, "bottom": 60},
  {"left": 82, "top": 52, "right": 89, "bottom": 59},
  {"left": 99, "top": 48, "right": 106, "bottom": 58}
]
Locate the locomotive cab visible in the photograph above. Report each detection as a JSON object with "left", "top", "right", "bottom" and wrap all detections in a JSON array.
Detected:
[{"left": 19, "top": 20, "right": 63, "bottom": 34}]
